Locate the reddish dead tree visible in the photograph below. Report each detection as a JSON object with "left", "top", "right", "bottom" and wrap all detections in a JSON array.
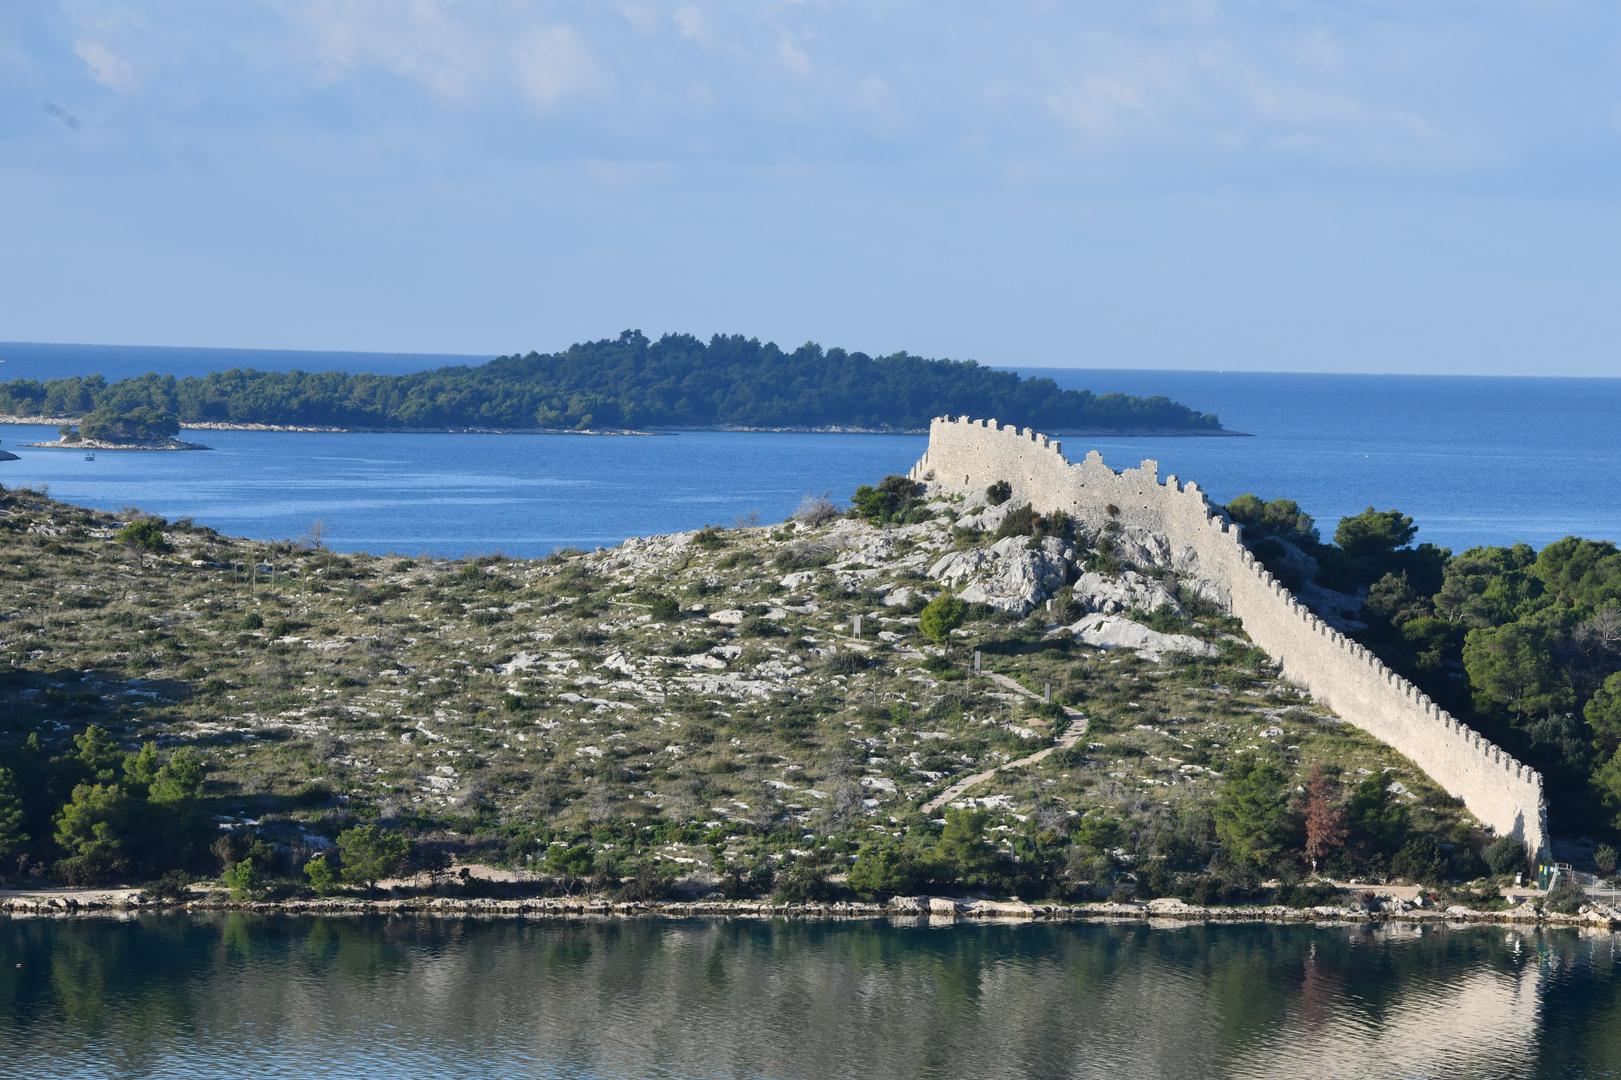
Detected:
[{"left": 1303, "top": 764, "right": 1347, "bottom": 873}]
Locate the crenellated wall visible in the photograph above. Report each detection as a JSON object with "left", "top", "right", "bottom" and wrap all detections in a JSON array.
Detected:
[{"left": 910, "top": 416, "right": 1549, "bottom": 857}]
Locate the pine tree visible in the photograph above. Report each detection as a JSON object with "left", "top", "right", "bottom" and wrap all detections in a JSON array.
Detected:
[
  {"left": 1214, "top": 755, "right": 1293, "bottom": 872},
  {"left": 0, "top": 767, "right": 28, "bottom": 870}
]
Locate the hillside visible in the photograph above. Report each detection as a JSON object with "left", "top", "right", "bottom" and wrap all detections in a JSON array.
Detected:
[
  {"left": 0, "top": 331, "right": 1224, "bottom": 434},
  {"left": 0, "top": 476, "right": 1503, "bottom": 905}
]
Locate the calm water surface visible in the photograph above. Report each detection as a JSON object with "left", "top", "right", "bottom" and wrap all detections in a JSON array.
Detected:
[
  {"left": 1, "top": 370, "right": 1616, "bottom": 558},
  {"left": 3, "top": 917, "right": 1618, "bottom": 1079}
]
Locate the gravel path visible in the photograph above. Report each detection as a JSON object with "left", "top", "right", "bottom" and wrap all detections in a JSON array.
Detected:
[{"left": 922, "top": 672, "right": 1089, "bottom": 813}]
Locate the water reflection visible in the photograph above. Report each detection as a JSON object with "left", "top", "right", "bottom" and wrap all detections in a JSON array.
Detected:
[{"left": 4, "top": 918, "right": 1615, "bottom": 1078}]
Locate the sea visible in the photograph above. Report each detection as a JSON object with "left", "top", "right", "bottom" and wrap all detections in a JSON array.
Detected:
[
  {"left": 3, "top": 916, "right": 1618, "bottom": 1079},
  {"left": 0, "top": 344, "right": 1616, "bottom": 558},
  {"left": 3, "top": 346, "right": 1620, "bottom": 1078}
]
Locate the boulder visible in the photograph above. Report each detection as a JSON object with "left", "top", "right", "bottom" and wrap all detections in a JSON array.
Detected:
[
  {"left": 1071, "top": 569, "right": 1180, "bottom": 616},
  {"left": 955, "top": 500, "right": 1018, "bottom": 534},
  {"left": 1185, "top": 576, "right": 1230, "bottom": 611},
  {"left": 1059, "top": 613, "right": 1217, "bottom": 661},
  {"left": 928, "top": 535, "right": 1074, "bottom": 614},
  {"left": 881, "top": 585, "right": 929, "bottom": 609}
]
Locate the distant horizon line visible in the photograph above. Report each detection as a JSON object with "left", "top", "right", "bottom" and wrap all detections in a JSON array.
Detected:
[{"left": 0, "top": 338, "right": 1614, "bottom": 382}]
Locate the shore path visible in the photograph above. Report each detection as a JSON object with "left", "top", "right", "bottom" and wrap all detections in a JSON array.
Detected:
[{"left": 922, "top": 672, "right": 1089, "bottom": 814}]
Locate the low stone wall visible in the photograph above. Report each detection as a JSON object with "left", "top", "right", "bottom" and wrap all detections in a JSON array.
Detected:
[{"left": 910, "top": 416, "right": 1549, "bottom": 857}]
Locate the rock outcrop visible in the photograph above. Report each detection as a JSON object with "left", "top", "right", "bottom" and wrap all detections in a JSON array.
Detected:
[
  {"left": 1070, "top": 569, "right": 1179, "bottom": 616},
  {"left": 1057, "top": 613, "right": 1218, "bottom": 660},
  {"left": 927, "top": 535, "right": 1074, "bottom": 614}
]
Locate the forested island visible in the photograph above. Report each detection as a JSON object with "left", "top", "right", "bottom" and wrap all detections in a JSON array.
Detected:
[
  {"left": 0, "top": 330, "right": 1225, "bottom": 434},
  {"left": 25, "top": 405, "right": 207, "bottom": 451}
]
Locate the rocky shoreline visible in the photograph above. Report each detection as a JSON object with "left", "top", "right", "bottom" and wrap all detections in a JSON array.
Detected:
[
  {"left": 4, "top": 891, "right": 1617, "bottom": 929},
  {"left": 23, "top": 437, "right": 210, "bottom": 451}
]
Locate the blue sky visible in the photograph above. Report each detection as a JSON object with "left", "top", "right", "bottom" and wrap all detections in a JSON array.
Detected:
[{"left": 3, "top": 1, "right": 1619, "bottom": 375}]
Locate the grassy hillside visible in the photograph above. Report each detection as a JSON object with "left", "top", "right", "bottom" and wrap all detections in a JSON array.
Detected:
[{"left": 0, "top": 480, "right": 1489, "bottom": 903}]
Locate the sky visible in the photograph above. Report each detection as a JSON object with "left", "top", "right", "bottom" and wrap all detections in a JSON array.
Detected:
[{"left": 2, "top": 1, "right": 1619, "bottom": 376}]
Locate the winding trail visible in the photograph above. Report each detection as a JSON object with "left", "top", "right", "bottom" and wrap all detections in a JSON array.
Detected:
[{"left": 922, "top": 672, "right": 1089, "bottom": 813}]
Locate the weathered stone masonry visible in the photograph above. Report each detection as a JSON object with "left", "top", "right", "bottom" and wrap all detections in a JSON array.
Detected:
[{"left": 910, "top": 416, "right": 1549, "bottom": 857}]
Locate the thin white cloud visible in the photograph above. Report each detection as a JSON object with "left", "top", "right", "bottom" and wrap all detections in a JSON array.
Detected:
[
  {"left": 1042, "top": 29, "right": 1471, "bottom": 169},
  {"left": 512, "top": 24, "right": 606, "bottom": 114},
  {"left": 619, "top": 4, "right": 660, "bottom": 35},
  {"left": 1048, "top": 75, "right": 1149, "bottom": 136},
  {"left": 277, "top": 2, "right": 609, "bottom": 115},
  {"left": 73, "top": 38, "right": 138, "bottom": 91},
  {"left": 285, "top": 0, "right": 485, "bottom": 101},
  {"left": 674, "top": 5, "right": 707, "bottom": 45},
  {"left": 778, "top": 35, "right": 810, "bottom": 75}
]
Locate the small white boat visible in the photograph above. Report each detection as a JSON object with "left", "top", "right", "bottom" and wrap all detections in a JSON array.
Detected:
[{"left": 84, "top": 452, "right": 96, "bottom": 461}]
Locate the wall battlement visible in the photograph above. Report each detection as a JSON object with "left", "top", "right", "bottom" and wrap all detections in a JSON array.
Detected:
[{"left": 910, "top": 416, "right": 1549, "bottom": 856}]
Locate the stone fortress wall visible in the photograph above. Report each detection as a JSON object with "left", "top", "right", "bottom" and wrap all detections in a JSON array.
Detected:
[{"left": 909, "top": 416, "right": 1549, "bottom": 857}]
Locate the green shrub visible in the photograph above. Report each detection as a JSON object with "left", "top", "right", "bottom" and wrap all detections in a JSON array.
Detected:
[
  {"left": 772, "top": 862, "right": 834, "bottom": 903},
  {"left": 919, "top": 594, "right": 967, "bottom": 644},
  {"left": 146, "top": 869, "right": 191, "bottom": 902},
  {"left": 774, "top": 540, "right": 834, "bottom": 571},
  {"left": 994, "top": 504, "right": 1036, "bottom": 539},
  {"left": 617, "top": 864, "right": 674, "bottom": 901},
  {"left": 848, "top": 836, "right": 923, "bottom": 898},
  {"left": 336, "top": 824, "right": 410, "bottom": 894},
  {"left": 1545, "top": 877, "right": 1587, "bottom": 915},
  {"left": 116, "top": 517, "right": 170, "bottom": 553},
  {"left": 1213, "top": 754, "right": 1293, "bottom": 871},
  {"left": 305, "top": 855, "right": 339, "bottom": 896},
  {"left": 1391, "top": 837, "right": 1447, "bottom": 885},
  {"left": 1483, "top": 835, "right": 1527, "bottom": 877},
  {"left": 739, "top": 612, "right": 785, "bottom": 637},
  {"left": 644, "top": 595, "right": 681, "bottom": 621},
  {"left": 931, "top": 808, "right": 1005, "bottom": 888},
  {"left": 851, "top": 476, "right": 925, "bottom": 525},
  {"left": 821, "top": 650, "right": 870, "bottom": 675},
  {"left": 985, "top": 480, "right": 1012, "bottom": 506},
  {"left": 223, "top": 856, "right": 264, "bottom": 900},
  {"left": 1225, "top": 494, "right": 1319, "bottom": 549}
]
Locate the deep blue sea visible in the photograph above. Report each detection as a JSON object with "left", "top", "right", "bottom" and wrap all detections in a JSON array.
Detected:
[{"left": 0, "top": 346, "right": 1616, "bottom": 558}]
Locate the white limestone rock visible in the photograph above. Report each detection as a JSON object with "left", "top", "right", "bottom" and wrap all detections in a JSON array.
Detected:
[
  {"left": 1060, "top": 613, "right": 1217, "bottom": 661},
  {"left": 1071, "top": 569, "right": 1180, "bottom": 616},
  {"left": 928, "top": 535, "right": 1074, "bottom": 614},
  {"left": 1185, "top": 576, "right": 1230, "bottom": 611},
  {"left": 955, "top": 499, "right": 1018, "bottom": 534},
  {"left": 499, "top": 651, "right": 542, "bottom": 675}
]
